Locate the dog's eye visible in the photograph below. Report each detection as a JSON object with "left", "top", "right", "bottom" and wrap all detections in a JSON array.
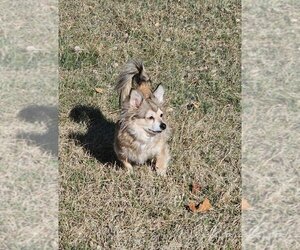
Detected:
[
  {"left": 160, "top": 113, "right": 163, "bottom": 117},
  {"left": 148, "top": 116, "right": 154, "bottom": 120}
]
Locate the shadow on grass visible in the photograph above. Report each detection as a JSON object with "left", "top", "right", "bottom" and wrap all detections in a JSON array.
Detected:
[
  {"left": 17, "top": 105, "right": 58, "bottom": 156},
  {"left": 68, "top": 105, "right": 120, "bottom": 167}
]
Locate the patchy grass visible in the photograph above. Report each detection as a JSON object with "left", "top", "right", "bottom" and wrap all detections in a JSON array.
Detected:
[
  {"left": 59, "top": 0, "right": 241, "bottom": 249},
  {"left": 242, "top": 1, "right": 300, "bottom": 248},
  {"left": 0, "top": 0, "right": 57, "bottom": 249}
]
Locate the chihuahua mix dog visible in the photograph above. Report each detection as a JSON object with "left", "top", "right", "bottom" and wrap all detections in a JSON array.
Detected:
[{"left": 114, "top": 60, "right": 170, "bottom": 176}]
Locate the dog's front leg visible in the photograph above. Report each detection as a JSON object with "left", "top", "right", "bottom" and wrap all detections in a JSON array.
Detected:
[
  {"left": 121, "top": 159, "right": 133, "bottom": 174},
  {"left": 155, "top": 145, "right": 170, "bottom": 176}
]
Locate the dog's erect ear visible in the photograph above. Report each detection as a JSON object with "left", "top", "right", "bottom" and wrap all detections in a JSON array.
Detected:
[
  {"left": 129, "top": 90, "right": 143, "bottom": 108},
  {"left": 153, "top": 85, "right": 164, "bottom": 104}
]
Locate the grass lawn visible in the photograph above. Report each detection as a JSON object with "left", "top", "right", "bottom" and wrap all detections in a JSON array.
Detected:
[
  {"left": 59, "top": 0, "right": 241, "bottom": 248},
  {"left": 0, "top": 1, "right": 57, "bottom": 249}
]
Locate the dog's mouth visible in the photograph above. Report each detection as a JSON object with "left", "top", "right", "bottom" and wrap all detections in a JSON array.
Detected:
[{"left": 146, "top": 129, "right": 162, "bottom": 134}]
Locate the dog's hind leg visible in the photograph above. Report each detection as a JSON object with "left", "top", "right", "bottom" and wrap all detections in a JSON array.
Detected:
[{"left": 155, "top": 145, "right": 170, "bottom": 176}]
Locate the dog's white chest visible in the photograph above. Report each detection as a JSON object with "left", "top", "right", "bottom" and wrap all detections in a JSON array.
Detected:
[{"left": 125, "top": 137, "right": 159, "bottom": 164}]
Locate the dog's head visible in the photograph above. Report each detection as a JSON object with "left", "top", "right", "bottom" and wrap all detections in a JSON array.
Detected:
[{"left": 121, "top": 85, "right": 168, "bottom": 136}]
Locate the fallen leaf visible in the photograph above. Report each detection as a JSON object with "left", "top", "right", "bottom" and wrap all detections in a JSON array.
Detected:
[
  {"left": 124, "top": 33, "right": 129, "bottom": 43},
  {"left": 187, "top": 201, "right": 197, "bottom": 212},
  {"left": 191, "top": 182, "right": 201, "bottom": 194},
  {"left": 74, "top": 45, "right": 83, "bottom": 52},
  {"left": 241, "top": 198, "right": 251, "bottom": 211},
  {"left": 198, "top": 198, "right": 212, "bottom": 212},
  {"left": 26, "top": 45, "right": 39, "bottom": 52},
  {"left": 187, "top": 198, "right": 212, "bottom": 213},
  {"left": 95, "top": 87, "right": 104, "bottom": 94},
  {"left": 199, "top": 66, "right": 208, "bottom": 71}
]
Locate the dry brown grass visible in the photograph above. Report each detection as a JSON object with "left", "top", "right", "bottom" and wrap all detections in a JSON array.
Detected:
[
  {"left": 242, "top": 1, "right": 300, "bottom": 248},
  {"left": 0, "top": 0, "right": 58, "bottom": 248},
  {"left": 59, "top": 0, "right": 241, "bottom": 249}
]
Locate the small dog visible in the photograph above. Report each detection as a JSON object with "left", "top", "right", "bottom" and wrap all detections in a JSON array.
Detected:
[{"left": 114, "top": 60, "right": 170, "bottom": 176}]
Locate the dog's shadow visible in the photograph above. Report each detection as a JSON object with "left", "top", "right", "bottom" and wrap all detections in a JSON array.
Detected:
[
  {"left": 17, "top": 105, "right": 58, "bottom": 156},
  {"left": 68, "top": 105, "right": 120, "bottom": 166}
]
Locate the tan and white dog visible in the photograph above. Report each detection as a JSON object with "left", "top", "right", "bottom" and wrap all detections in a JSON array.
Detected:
[{"left": 114, "top": 60, "right": 170, "bottom": 176}]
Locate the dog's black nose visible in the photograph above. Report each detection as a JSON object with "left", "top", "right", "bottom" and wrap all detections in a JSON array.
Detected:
[{"left": 160, "top": 123, "right": 166, "bottom": 130}]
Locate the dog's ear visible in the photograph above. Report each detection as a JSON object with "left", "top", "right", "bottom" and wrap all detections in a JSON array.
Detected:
[
  {"left": 129, "top": 90, "right": 143, "bottom": 108},
  {"left": 153, "top": 84, "right": 164, "bottom": 104}
]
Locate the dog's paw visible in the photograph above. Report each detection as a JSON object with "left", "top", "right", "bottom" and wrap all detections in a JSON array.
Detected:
[
  {"left": 156, "top": 168, "right": 167, "bottom": 177},
  {"left": 122, "top": 161, "right": 134, "bottom": 174},
  {"left": 126, "top": 168, "right": 134, "bottom": 175}
]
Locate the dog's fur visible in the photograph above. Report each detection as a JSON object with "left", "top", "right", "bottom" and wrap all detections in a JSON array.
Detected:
[{"left": 114, "top": 60, "right": 170, "bottom": 176}]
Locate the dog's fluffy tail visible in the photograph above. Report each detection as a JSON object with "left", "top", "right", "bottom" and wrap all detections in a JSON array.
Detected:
[{"left": 116, "top": 60, "right": 150, "bottom": 105}]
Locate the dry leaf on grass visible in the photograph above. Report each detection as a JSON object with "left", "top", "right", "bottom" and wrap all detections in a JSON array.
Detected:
[
  {"left": 198, "top": 198, "right": 212, "bottom": 212},
  {"left": 74, "top": 45, "right": 83, "bottom": 53},
  {"left": 188, "top": 198, "right": 212, "bottom": 213},
  {"left": 241, "top": 198, "right": 251, "bottom": 211},
  {"left": 191, "top": 182, "right": 201, "bottom": 194},
  {"left": 188, "top": 201, "right": 197, "bottom": 212},
  {"left": 95, "top": 87, "right": 104, "bottom": 94}
]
